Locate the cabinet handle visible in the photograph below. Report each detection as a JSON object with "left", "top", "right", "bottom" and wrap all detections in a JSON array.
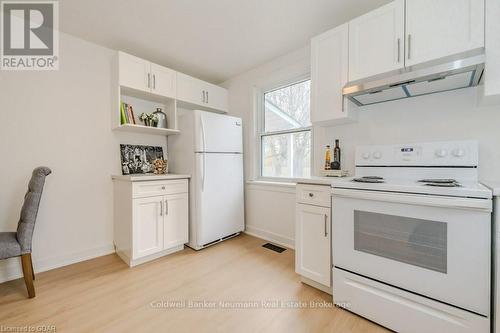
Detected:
[
  {"left": 324, "top": 214, "right": 328, "bottom": 237},
  {"left": 206, "top": 91, "right": 209, "bottom": 104},
  {"left": 165, "top": 200, "right": 169, "bottom": 215},
  {"left": 147, "top": 73, "right": 151, "bottom": 89},
  {"left": 397, "top": 38, "right": 401, "bottom": 63},
  {"left": 308, "top": 193, "right": 314, "bottom": 197},
  {"left": 407, "top": 34, "right": 412, "bottom": 60},
  {"left": 153, "top": 74, "right": 156, "bottom": 89},
  {"left": 160, "top": 201, "right": 163, "bottom": 216},
  {"left": 202, "top": 90, "right": 206, "bottom": 103}
]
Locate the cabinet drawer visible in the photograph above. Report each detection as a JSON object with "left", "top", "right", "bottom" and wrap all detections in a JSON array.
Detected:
[
  {"left": 133, "top": 180, "right": 188, "bottom": 198},
  {"left": 296, "top": 184, "right": 331, "bottom": 207}
]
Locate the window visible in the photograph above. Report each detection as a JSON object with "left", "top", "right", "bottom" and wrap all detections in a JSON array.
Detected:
[{"left": 259, "top": 79, "right": 311, "bottom": 179}]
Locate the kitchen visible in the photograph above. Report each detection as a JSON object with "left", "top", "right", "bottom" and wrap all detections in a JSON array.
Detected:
[{"left": 0, "top": 0, "right": 500, "bottom": 332}]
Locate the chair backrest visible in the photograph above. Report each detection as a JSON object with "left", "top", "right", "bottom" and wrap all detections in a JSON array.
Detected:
[{"left": 16, "top": 167, "right": 52, "bottom": 253}]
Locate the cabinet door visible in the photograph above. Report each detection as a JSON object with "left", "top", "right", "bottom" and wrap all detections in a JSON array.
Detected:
[
  {"left": 405, "top": 0, "right": 485, "bottom": 67},
  {"left": 349, "top": 0, "right": 405, "bottom": 81},
  {"left": 176, "top": 72, "right": 206, "bottom": 106},
  {"left": 176, "top": 72, "right": 228, "bottom": 112},
  {"left": 151, "top": 63, "right": 177, "bottom": 98},
  {"left": 163, "top": 193, "right": 189, "bottom": 249},
  {"left": 295, "top": 204, "right": 331, "bottom": 287},
  {"left": 119, "top": 52, "right": 151, "bottom": 92},
  {"left": 311, "top": 23, "right": 349, "bottom": 124},
  {"left": 204, "top": 84, "right": 228, "bottom": 113},
  {"left": 132, "top": 197, "right": 164, "bottom": 259}
]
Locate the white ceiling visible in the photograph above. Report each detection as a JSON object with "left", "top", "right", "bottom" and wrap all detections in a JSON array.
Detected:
[{"left": 59, "top": 0, "right": 391, "bottom": 83}]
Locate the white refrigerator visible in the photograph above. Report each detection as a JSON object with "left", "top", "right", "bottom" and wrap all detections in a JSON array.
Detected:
[{"left": 168, "top": 110, "right": 244, "bottom": 250}]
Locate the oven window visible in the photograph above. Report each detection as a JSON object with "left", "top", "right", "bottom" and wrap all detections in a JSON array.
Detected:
[{"left": 354, "top": 211, "right": 447, "bottom": 273}]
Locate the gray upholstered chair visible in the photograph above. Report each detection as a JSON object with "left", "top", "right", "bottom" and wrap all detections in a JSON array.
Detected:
[{"left": 0, "top": 167, "right": 51, "bottom": 298}]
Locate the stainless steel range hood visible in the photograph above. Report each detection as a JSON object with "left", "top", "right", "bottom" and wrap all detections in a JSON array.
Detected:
[{"left": 343, "top": 52, "right": 485, "bottom": 106}]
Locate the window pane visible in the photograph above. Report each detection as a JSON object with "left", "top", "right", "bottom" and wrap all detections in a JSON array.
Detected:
[
  {"left": 262, "top": 131, "right": 311, "bottom": 178},
  {"left": 264, "top": 80, "right": 311, "bottom": 132}
]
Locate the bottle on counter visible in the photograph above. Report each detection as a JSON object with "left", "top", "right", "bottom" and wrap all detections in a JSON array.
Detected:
[
  {"left": 331, "top": 139, "right": 341, "bottom": 170},
  {"left": 324, "top": 145, "right": 332, "bottom": 170}
]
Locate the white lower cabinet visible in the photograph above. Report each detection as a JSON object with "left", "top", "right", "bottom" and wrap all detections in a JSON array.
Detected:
[
  {"left": 113, "top": 177, "right": 189, "bottom": 266},
  {"left": 163, "top": 193, "right": 189, "bottom": 249},
  {"left": 133, "top": 196, "right": 164, "bottom": 259},
  {"left": 295, "top": 184, "right": 332, "bottom": 293}
]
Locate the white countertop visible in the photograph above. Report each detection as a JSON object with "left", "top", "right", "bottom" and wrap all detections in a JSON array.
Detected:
[
  {"left": 482, "top": 181, "right": 500, "bottom": 196},
  {"left": 112, "top": 174, "right": 191, "bottom": 182},
  {"left": 298, "top": 177, "right": 495, "bottom": 199},
  {"left": 295, "top": 176, "right": 347, "bottom": 186}
]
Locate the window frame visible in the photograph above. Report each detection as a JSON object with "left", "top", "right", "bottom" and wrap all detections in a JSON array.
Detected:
[{"left": 256, "top": 75, "right": 313, "bottom": 182}]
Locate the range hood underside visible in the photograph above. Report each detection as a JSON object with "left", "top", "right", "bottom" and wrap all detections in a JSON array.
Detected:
[{"left": 343, "top": 54, "right": 485, "bottom": 106}]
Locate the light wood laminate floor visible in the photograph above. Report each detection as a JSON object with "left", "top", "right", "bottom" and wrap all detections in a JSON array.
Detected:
[{"left": 0, "top": 234, "right": 389, "bottom": 333}]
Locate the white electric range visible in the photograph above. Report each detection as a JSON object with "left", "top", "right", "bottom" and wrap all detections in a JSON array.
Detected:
[{"left": 331, "top": 140, "right": 492, "bottom": 333}]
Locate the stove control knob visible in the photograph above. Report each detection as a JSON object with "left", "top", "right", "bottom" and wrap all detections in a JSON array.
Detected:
[
  {"left": 373, "top": 151, "right": 382, "bottom": 159},
  {"left": 362, "top": 152, "right": 371, "bottom": 160},
  {"left": 452, "top": 148, "right": 465, "bottom": 157},
  {"left": 435, "top": 149, "right": 448, "bottom": 158}
]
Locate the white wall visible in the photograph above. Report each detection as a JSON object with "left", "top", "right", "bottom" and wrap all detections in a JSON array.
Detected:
[
  {"left": 484, "top": 0, "right": 500, "bottom": 102},
  {"left": 223, "top": 47, "right": 500, "bottom": 248},
  {"left": 316, "top": 87, "right": 500, "bottom": 180},
  {"left": 222, "top": 47, "right": 310, "bottom": 248},
  {"left": 245, "top": 183, "right": 296, "bottom": 248},
  {"left": 0, "top": 33, "right": 167, "bottom": 282}
]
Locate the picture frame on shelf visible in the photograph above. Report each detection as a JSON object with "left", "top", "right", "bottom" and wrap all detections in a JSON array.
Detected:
[{"left": 120, "top": 144, "right": 164, "bottom": 175}]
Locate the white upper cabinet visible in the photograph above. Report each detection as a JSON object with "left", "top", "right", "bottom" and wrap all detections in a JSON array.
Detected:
[
  {"left": 205, "top": 84, "right": 228, "bottom": 113},
  {"left": 347, "top": 0, "right": 485, "bottom": 81},
  {"left": 349, "top": 0, "right": 405, "bottom": 81},
  {"left": 118, "top": 52, "right": 176, "bottom": 99},
  {"left": 116, "top": 51, "right": 228, "bottom": 134},
  {"left": 119, "top": 52, "right": 151, "bottom": 93},
  {"left": 176, "top": 72, "right": 206, "bottom": 106},
  {"left": 311, "top": 23, "right": 354, "bottom": 125},
  {"left": 405, "top": 0, "right": 485, "bottom": 67},
  {"left": 177, "top": 73, "right": 228, "bottom": 113},
  {"left": 150, "top": 63, "right": 177, "bottom": 99}
]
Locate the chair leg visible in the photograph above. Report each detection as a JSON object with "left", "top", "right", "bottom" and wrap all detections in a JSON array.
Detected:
[
  {"left": 31, "top": 258, "right": 35, "bottom": 280},
  {"left": 21, "top": 254, "right": 35, "bottom": 298}
]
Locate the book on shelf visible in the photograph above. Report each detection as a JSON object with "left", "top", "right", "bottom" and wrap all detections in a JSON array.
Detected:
[
  {"left": 120, "top": 102, "right": 137, "bottom": 125},
  {"left": 129, "top": 105, "right": 136, "bottom": 125},
  {"left": 120, "top": 102, "right": 127, "bottom": 125}
]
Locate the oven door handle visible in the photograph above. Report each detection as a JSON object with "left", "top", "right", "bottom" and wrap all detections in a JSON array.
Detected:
[{"left": 331, "top": 188, "right": 492, "bottom": 212}]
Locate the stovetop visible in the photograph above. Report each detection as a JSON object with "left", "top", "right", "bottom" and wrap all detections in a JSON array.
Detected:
[
  {"left": 327, "top": 141, "right": 493, "bottom": 199},
  {"left": 331, "top": 177, "right": 492, "bottom": 199}
]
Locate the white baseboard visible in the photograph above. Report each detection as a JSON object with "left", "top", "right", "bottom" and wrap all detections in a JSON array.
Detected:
[
  {"left": 244, "top": 226, "right": 294, "bottom": 249},
  {"left": 0, "top": 244, "right": 115, "bottom": 284},
  {"left": 300, "top": 276, "right": 332, "bottom": 295}
]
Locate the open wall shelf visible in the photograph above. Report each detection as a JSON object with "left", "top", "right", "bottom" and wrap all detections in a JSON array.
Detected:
[
  {"left": 112, "top": 83, "right": 179, "bottom": 136},
  {"left": 114, "top": 124, "right": 180, "bottom": 136}
]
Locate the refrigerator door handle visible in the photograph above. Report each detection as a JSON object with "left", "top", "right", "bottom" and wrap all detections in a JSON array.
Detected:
[
  {"left": 201, "top": 116, "right": 206, "bottom": 191},
  {"left": 201, "top": 153, "right": 206, "bottom": 192},
  {"left": 201, "top": 115, "right": 207, "bottom": 152}
]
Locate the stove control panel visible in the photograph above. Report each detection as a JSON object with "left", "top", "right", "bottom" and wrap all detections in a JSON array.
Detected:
[{"left": 355, "top": 140, "right": 478, "bottom": 166}]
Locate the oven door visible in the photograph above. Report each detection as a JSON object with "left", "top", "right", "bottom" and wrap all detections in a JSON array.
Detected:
[{"left": 332, "top": 188, "right": 492, "bottom": 316}]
